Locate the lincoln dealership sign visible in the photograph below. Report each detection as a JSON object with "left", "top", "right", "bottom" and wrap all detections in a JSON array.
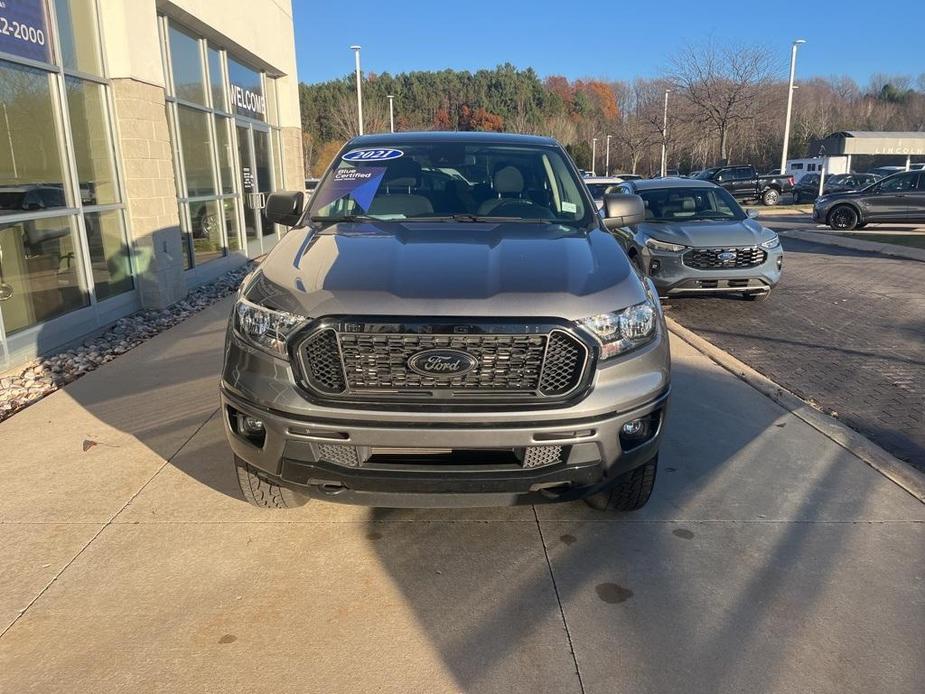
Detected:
[{"left": 0, "top": 0, "right": 52, "bottom": 63}]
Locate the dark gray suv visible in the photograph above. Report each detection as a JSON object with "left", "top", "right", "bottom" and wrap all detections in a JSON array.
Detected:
[
  {"left": 221, "top": 132, "right": 670, "bottom": 511},
  {"left": 814, "top": 170, "right": 925, "bottom": 229}
]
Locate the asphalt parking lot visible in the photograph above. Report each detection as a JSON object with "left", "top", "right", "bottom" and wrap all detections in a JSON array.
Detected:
[
  {"left": 666, "top": 231, "right": 925, "bottom": 473},
  {"left": 1, "top": 296, "right": 923, "bottom": 694}
]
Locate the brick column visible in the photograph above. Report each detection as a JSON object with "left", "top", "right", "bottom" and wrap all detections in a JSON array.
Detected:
[
  {"left": 111, "top": 78, "right": 186, "bottom": 309},
  {"left": 280, "top": 126, "right": 305, "bottom": 190}
]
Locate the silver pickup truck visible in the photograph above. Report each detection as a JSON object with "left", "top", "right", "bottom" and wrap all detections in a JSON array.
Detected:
[{"left": 221, "top": 132, "right": 670, "bottom": 511}]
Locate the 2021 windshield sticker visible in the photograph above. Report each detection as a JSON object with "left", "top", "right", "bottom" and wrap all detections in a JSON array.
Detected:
[{"left": 342, "top": 148, "right": 404, "bottom": 162}]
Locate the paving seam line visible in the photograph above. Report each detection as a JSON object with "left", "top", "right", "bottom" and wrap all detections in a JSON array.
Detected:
[
  {"left": 0, "top": 407, "right": 220, "bottom": 640},
  {"left": 779, "top": 229, "right": 925, "bottom": 263},
  {"left": 666, "top": 317, "right": 925, "bottom": 503}
]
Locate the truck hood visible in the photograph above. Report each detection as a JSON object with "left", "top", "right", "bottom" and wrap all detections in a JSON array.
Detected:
[
  {"left": 636, "top": 218, "right": 774, "bottom": 247},
  {"left": 256, "top": 221, "right": 647, "bottom": 320}
]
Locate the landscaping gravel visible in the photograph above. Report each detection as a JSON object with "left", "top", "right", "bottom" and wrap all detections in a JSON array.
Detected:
[{"left": 0, "top": 263, "right": 253, "bottom": 422}]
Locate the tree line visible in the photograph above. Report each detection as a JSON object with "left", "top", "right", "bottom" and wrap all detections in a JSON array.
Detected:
[{"left": 299, "top": 41, "right": 925, "bottom": 177}]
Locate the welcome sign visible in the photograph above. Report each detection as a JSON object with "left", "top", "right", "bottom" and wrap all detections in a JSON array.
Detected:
[{"left": 227, "top": 56, "right": 266, "bottom": 121}]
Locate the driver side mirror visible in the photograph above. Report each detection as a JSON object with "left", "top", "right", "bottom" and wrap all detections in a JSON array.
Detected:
[
  {"left": 265, "top": 191, "right": 306, "bottom": 227},
  {"left": 602, "top": 193, "right": 645, "bottom": 230}
]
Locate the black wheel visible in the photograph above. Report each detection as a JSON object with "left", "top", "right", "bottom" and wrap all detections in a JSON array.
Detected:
[
  {"left": 743, "top": 291, "right": 770, "bottom": 301},
  {"left": 234, "top": 456, "right": 309, "bottom": 508},
  {"left": 762, "top": 188, "right": 781, "bottom": 206},
  {"left": 828, "top": 205, "right": 859, "bottom": 230},
  {"left": 584, "top": 456, "right": 657, "bottom": 512}
]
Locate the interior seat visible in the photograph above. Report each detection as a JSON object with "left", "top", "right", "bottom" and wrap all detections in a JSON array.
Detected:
[
  {"left": 477, "top": 166, "right": 535, "bottom": 216},
  {"left": 367, "top": 159, "right": 434, "bottom": 217}
]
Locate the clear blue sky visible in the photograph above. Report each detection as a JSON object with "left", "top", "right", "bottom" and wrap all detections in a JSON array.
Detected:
[{"left": 292, "top": 0, "right": 925, "bottom": 87}]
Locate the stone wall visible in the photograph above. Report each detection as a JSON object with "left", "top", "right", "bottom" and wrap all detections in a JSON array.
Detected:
[
  {"left": 280, "top": 126, "right": 305, "bottom": 190},
  {"left": 110, "top": 78, "right": 185, "bottom": 309}
]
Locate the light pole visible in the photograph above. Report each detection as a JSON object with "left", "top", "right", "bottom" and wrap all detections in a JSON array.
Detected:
[
  {"left": 350, "top": 45, "right": 363, "bottom": 136},
  {"left": 660, "top": 89, "right": 670, "bottom": 178},
  {"left": 605, "top": 134, "right": 612, "bottom": 176},
  {"left": 591, "top": 137, "right": 598, "bottom": 175},
  {"left": 387, "top": 95, "right": 395, "bottom": 132},
  {"left": 780, "top": 39, "right": 806, "bottom": 175}
]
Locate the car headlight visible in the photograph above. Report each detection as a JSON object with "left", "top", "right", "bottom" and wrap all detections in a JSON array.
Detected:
[
  {"left": 645, "top": 237, "right": 687, "bottom": 253},
  {"left": 760, "top": 235, "right": 780, "bottom": 249},
  {"left": 815, "top": 197, "right": 828, "bottom": 206},
  {"left": 578, "top": 300, "right": 657, "bottom": 360},
  {"left": 233, "top": 297, "right": 308, "bottom": 357}
]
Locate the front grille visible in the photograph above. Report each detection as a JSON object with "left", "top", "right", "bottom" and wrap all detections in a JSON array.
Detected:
[
  {"left": 296, "top": 323, "right": 590, "bottom": 403},
  {"left": 683, "top": 247, "right": 767, "bottom": 270},
  {"left": 522, "top": 445, "right": 565, "bottom": 468}
]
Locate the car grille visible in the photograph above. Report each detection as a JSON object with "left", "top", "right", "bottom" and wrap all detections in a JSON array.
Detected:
[
  {"left": 683, "top": 247, "right": 767, "bottom": 270},
  {"left": 297, "top": 323, "right": 590, "bottom": 404}
]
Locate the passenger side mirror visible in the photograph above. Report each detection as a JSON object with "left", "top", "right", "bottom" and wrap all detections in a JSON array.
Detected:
[
  {"left": 602, "top": 193, "right": 645, "bottom": 230},
  {"left": 265, "top": 191, "right": 306, "bottom": 227}
]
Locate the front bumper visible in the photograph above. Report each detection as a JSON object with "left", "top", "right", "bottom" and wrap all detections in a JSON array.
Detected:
[
  {"left": 221, "top": 387, "right": 668, "bottom": 507},
  {"left": 641, "top": 246, "right": 783, "bottom": 296}
]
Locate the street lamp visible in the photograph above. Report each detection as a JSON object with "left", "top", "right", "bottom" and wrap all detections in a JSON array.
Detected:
[
  {"left": 779, "top": 39, "right": 806, "bottom": 175},
  {"left": 605, "top": 134, "right": 612, "bottom": 177},
  {"left": 350, "top": 45, "right": 363, "bottom": 136},
  {"left": 387, "top": 95, "right": 395, "bottom": 133},
  {"left": 591, "top": 137, "right": 598, "bottom": 175},
  {"left": 660, "top": 89, "right": 670, "bottom": 178}
]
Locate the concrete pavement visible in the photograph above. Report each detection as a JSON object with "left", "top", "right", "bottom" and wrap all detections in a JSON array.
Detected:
[{"left": 1, "top": 296, "right": 923, "bottom": 693}]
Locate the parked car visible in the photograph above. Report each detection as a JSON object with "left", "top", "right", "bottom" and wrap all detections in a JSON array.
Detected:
[
  {"left": 823, "top": 173, "right": 881, "bottom": 195},
  {"left": 613, "top": 173, "right": 643, "bottom": 180},
  {"left": 304, "top": 177, "right": 320, "bottom": 195},
  {"left": 613, "top": 178, "right": 782, "bottom": 301},
  {"left": 792, "top": 173, "right": 823, "bottom": 203},
  {"left": 223, "top": 132, "right": 671, "bottom": 512},
  {"left": 694, "top": 165, "right": 794, "bottom": 206},
  {"left": 814, "top": 170, "right": 925, "bottom": 230},
  {"left": 868, "top": 166, "right": 906, "bottom": 178},
  {"left": 584, "top": 176, "right": 626, "bottom": 208}
]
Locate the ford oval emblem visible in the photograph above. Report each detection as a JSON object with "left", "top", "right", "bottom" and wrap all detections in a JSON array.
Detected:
[
  {"left": 717, "top": 250, "right": 737, "bottom": 263},
  {"left": 342, "top": 147, "right": 404, "bottom": 162},
  {"left": 407, "top": 349, "right": 478, "bottom": 377}
]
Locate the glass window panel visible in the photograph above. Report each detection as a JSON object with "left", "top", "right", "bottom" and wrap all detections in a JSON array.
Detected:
[
  {"left": 179, "top": 203, "right": 192, "bottom": 270},
  {"left": 64, "top": 77, "right": 118, "bottom": 205},
  {"left": 54, "top": 0, "right": 103, "bottom": 75},
  {"left": 176, "top": 106, "right": 215, "bottom": 196},
  {"left": 207, "top": 46, "right": 225, "bottom": 111},
  {"left": 214, "top": 115, "right": 234, "bottom": 194},
  {"left": 0, "top": 60, "right": 68, "bottom": 216},
  {"left": 227, "top": 57, "right": 265, "bottom": 121},
  {"left": 223, "top": 198, "right": 241, "bottom": 252},
  {"left": 83, "top": 210, "right": 132, "bottom": 300},
  {"left": 168, "top": 24, "right": 205, "bottom": 105},
  {"left": 0, "top": 215, "right": 87, "bottom": 333},
  {"left": 187, "top": 200, "right": 223, "bottom": 264}
]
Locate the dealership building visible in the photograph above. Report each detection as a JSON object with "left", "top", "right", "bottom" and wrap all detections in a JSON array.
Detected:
[{"left": 0, "top": 0, "right": 303, "bottom": 368}]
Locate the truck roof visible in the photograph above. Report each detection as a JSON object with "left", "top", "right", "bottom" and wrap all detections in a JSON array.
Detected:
[
  {"left": 626, "top": 177, "right": 719, "bottom": 190},
  {"left": 346, "top": 131, "right": 560, "bottom": 147}
]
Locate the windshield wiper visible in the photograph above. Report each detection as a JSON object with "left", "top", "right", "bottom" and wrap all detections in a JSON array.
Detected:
[
  {"left": 309, "top": 214, "right": 376, "bottom": 224},
  {"left": 412, "top": 214, "right": 560, "bottom": 224}
]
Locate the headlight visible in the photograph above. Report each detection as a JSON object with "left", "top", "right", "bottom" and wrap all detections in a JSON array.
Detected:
[
  {"left": 233, "top": 297, "right": 307, "bottom": 357},
  {"left": 645, "top": 237, "right": 687, "bottom": 253},
  {"left": 578, "top": 300, "right": 657, "bottom": 360},
  {"left": 815, "top": 197, "right": 828, "bottom": 206},
  {"left": 760, "top": 235, "right": 780, "bottom": 249}
]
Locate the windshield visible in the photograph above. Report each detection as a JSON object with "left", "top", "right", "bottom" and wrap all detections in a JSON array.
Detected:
[
  {"left": 587, "top": 183, "right": 618, "bottom": 198},
  {"left": 636, "top": 186, "right": 746, "bottom": 222},
  {"left": 694, "top": 169, "right": 718, "bottom": 180},
  {"left": 308, "top": 142, "right": 592, "bottom": 226}
]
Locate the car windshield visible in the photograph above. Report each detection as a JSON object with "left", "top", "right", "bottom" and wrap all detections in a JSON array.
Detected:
[
  {"left": 636, "top": 186, "right": 746, "bottom": 222},
  {"left": 587, "top": 183, "right": 617, "bottom": 198},
  {"left": 308, "top": 142, "right": 592, "bottom": 227}
]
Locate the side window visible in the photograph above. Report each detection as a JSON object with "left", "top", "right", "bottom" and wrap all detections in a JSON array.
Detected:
[
  {"left": 715, "top": 170, "right": 727, "bottom": 182},
  {"left": 880, "top": 173, "right": 917, "bottom": 193},
  {"left": 736, "top": 167, "right": 752, "bottom": 180}
]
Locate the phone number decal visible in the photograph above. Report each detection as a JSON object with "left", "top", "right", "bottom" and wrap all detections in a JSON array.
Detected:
[
  {"left": 0, "top": 17, "right": 47, "bottom": 46},
  {"left": 0, "top": 0, "right": 52, "bottom": 63}
]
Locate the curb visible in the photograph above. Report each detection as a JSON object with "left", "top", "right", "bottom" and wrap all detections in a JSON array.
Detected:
[
  {"left": 666, "top": 317, "right": 925, "bottom": 503},
  {"left": 780, "top": 229, "right": 925, "bottom": 263}
]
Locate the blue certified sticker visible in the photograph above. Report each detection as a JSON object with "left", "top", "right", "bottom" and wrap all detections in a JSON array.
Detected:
[{"left": 342, "top": 148, "right": 404, "bottom": 162}]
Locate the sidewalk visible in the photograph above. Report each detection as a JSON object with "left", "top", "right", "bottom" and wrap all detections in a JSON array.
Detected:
[{"left": 1, "top": 297, "right": 923, "bottom": 693}]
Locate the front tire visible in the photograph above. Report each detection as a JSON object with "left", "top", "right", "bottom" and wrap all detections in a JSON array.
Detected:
[
  {"left": 584, "top": 456, "right": 657, "bottom": 512},
  {"left": 828, "top": 205, "right": 859, "bottom": 230},
  {"left": 762, "top": 188, "right": 781, "bottom": 206},
  {"left": 235, "top": 456, "right": 309, "bottom": 508}
]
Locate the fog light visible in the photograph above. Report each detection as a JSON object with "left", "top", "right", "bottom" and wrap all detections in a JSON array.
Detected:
[
  {"left": 241, "top": 415, "right": 265, "bottom": 435},
  {"left": 777, "top": 256, "right": 783, "bottom": 270},
  {"left": 622, "top": 418, "right": 646, "bottom": 437}
]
